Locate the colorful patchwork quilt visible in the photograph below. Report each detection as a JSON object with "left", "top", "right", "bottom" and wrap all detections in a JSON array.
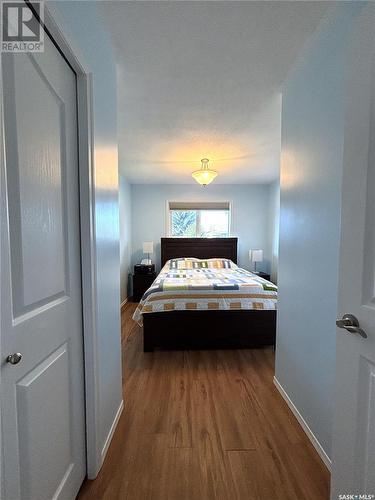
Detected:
[{"left": 133, "top": 258, "right": 277, "bottom": 325}]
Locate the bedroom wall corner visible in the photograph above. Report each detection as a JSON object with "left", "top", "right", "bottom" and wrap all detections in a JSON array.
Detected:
[
  {"left": 268, "top": 180, "right": 280, "bottom": 284},
  {"left": 119, "top": 175, "right": 132, "bottom": 304}
]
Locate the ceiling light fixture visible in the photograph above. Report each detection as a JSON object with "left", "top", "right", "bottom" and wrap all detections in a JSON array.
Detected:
[{"left": 192, "top": 158, "right": 218, "bottom": 186}]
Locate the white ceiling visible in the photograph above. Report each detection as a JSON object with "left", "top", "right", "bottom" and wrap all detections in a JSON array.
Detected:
[{"left": 99, "top": 1, "right": 332, "bottom": 184}]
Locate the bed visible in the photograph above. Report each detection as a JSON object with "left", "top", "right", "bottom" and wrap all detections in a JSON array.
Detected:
[{"left": 133, "top": 238, "right": 277, "bottom": 351}]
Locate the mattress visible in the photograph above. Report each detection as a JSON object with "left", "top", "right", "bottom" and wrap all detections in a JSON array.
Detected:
[{"left": 133, "top": 258, "right": 277, "bottom": 326}]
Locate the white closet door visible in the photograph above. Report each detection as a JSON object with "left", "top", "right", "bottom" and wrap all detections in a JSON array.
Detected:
[{"left": 1, "top": 29, "right": 86, "bottom": 500}]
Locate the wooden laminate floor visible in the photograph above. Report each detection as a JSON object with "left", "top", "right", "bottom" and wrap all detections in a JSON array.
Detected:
[{"left": 78, "top": 302, "right": 330, "bottom": 500}]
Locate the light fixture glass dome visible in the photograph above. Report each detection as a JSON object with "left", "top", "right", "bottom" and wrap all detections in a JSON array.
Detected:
[{"left": 192, "top": 158, "right": 218, "bottom": 186}]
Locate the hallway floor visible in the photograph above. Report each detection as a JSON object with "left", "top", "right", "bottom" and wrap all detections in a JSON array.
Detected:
[{"left": 78, "top": 302, "right": 330, "bottom": 500}]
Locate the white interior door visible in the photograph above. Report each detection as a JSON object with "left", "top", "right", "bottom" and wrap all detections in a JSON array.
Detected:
[
  {"left": 1, "top": 29, "right": 86, "bottom": 500},
  {"left": 331, "top": 8, "right": 375, "bottom": 500}
]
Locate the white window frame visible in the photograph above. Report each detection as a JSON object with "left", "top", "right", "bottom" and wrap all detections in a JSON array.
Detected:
[{"left": 165, "top": 200, "right": 233, "bottom": 237}]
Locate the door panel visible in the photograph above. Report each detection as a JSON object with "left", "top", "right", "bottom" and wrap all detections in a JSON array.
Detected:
[
  {"left": 362, "top": 107, "right": 375, "bottom": 308},
  {"left": 1, "top": 24, "right": 86, "bottom": 500},
  {"left": 355, "top": 357, "right": 375, "bottom": 493},
  {"left": 8, "top": 54, "right": 69, "bottom": 316},
  {"left": 17, "top": 344, "right": 72, "bottom": 500}
]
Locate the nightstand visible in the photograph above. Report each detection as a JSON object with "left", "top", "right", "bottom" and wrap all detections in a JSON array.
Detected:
[
  {"left": 132, "top": 272, "right": 156, "bottom": 302},
  {"left": 254, "top": 271, "right": 271, "bottom": 282}
]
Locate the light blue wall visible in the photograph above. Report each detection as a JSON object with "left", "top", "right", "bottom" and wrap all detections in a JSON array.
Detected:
[
  {"left": 130, "top": 184, "right": 273, "bottom": 274},
  {"left": 276, "top": 2, "right": 365, "bottom": 459},
  {"left": 119, "top": 175, "right": 132, "bottom": 301},
  {"left": 49, "top": 0, "right": 122, "bottom": 475},
  {"left": 268, "top": 180, "right": 280, "bottom": 284}
]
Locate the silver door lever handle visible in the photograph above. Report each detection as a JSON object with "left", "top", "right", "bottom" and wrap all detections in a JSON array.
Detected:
[{"left": 336, "top": 314, "right": 367, "bottom": 339}]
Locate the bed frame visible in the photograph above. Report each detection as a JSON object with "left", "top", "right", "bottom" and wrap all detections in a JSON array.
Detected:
[
  {"left": 143, "top": 238, "right": 276, "bottom": 351},
  {"left": 160, "top": 237, "right": 238, "bottom": 267}
]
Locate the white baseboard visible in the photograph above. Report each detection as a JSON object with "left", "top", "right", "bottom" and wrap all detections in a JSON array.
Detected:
[
  {"left": 101, "top": 400, "right": 124, "bottom": 463},
  {"left": 120, "top": 297, "right": 128, "bottom": 310},
  {"left": 273, "top": 376, "right": 331, "bottom": 471}
]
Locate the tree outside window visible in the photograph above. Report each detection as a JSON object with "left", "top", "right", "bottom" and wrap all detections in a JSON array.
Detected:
[{"left": 170, "top": 209, "right": 230, "bottom": 237}]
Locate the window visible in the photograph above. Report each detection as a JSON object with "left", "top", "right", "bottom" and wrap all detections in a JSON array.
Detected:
[{"left": 168, "top": 202, "right": 230, "bottom": 238}]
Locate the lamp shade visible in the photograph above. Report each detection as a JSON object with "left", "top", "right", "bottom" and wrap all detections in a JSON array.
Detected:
[
  {"left": 250, "top": 249, "right": 263, "bottom": 263},
  {"left": 192, "top": 158, "right": 218, "bottom": 186},
  {"left": 192, "top": 169, "right": 218, "bottom": 186},
  {"left": 143, "top": 241, "right": 154, "bottom": 254}
]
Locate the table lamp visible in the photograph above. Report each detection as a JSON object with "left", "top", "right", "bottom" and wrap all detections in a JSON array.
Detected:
[
  {"left": 142, "top": 242, "right": 154, "bottom": 265},
  {"left": 250, "top": 249, "right": 263, "bottom": 273}
]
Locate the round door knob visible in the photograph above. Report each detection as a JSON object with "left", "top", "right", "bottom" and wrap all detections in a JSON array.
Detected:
[{"left": 6, "top": 353, "right": 22, "bottom": 365}]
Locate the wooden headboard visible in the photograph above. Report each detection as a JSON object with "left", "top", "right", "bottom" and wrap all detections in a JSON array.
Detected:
[{"left": 161, "top": 238, "right": 238, "bottom": 267}]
